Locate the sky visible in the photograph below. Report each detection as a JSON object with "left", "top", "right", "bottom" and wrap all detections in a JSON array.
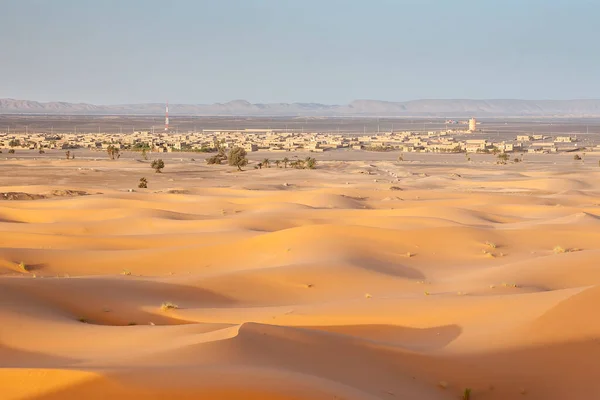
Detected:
[{"left": 1, "top": 0, "right": 599, "bottom": 104}]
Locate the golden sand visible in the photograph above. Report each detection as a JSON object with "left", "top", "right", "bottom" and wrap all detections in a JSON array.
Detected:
[{"left": 1, "top": 154, "right": 599, "bottom": 399}]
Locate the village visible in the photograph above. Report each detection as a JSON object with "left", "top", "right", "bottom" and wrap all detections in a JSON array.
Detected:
[{"left": 0, "top": 123, "right": 589, "bottom": 156}]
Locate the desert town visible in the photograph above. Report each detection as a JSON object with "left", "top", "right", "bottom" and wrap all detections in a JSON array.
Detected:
[{"left": 0, "top": 117, "right": 591, "bottom": 156}]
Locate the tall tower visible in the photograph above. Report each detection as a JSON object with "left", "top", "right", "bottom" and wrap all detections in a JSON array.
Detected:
[
  {"left": 165, "top": 101, "right": 169, "bottom": 132},
  {"left": 468, "top": 117, "right": 477, "bottom": 133}
]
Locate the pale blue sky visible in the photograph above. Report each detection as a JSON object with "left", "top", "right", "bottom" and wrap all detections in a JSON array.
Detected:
[{"left": 1, "top": 0, "right": 598, "bottom": 104}]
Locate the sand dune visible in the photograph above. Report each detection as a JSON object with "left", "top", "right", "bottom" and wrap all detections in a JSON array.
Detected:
[{"left": 1, "top": 154, "right": 600, "bottom": 399}]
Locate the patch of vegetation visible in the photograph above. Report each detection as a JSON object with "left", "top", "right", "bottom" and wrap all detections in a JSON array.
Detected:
[
  {"left": 482, "top": 250, "right": 496, "bottom": 258},
  {"left": 574, "top": 154, "right": 582, "bottom": 160},
  {"left": 553, "top": 245, "right": 567, "bottom": 254},
  {"left": 17, "top": 261, "right": 28, "bottom": 272},
  {"left": 107, "top": 145, "right": 120, "bottom": 160},
  {"left": 160, "top": 301, "right": 179, "bottom": 311},
  {"left": 462, "top": 388, "right": 472, "bottom": 400},
  {"left": 206, "top": 154, "right": 227, "bottom": 164},
  {"left": 151, "top": 159, "right": 165, "bottom": 173},
  {"left": 228, "top": 147, "right": 248, "bottom": 171},
  {"left": 365, "top": 145, "right": 393, "bottom": 152},
  {"left": 8, "top": 149, "right": 15, "bottom": 154},
  {"left": 497, "top": 153, "right": 509, "bottom": 164},
  {"left": 138, "top": 177, "right": 148, "bottom": 188}
]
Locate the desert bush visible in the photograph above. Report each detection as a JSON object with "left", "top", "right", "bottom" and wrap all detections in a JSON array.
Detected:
[
  {"left": 574, "top": 154, "right": 582, "bottom": 160},
  {"left": 497, "top": 153, "right": 509, "bottom": 164},
  {"left": 138, "top": 177, "right": 148, "bottom": 188},
  {"left": 553, "top": 245, "right": 567, "bottom": 254},
  {"left": 8, "top": 149, "right": 15, "bottom": 154},
  {"left": 306, "top": 157, "right": 317, "bottom": 169},
  {"left": 151, "top": 159, "right": 165, "bottom": 173},
  {"left": 282, "top": 157, "right": 289, "bottom": 168},
  {"left": 206, "top": 154, "right": 226, "bottom": 165},
  {"left": 107, "top": 145, "right": 120, "bottom": 160},
  {"left": 160, "top": 302, "right": 179, "bottom": 311},
  {"left": 463, "top": 388, "right": 471, "bottom": 400}
]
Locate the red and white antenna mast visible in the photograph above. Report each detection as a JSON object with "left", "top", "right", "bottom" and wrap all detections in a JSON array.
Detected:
[{"left": 165, "top": 101, "right": 169, "bottom": 131}]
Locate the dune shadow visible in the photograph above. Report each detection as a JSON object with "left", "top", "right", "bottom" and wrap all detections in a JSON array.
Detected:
[
  {"left": 0, "top": 344, "right": 79, "bottom": 368},
  {"left": 300, "top": 324, "right": 462, "bottom": 352},
  {"left": 349, "top": 257, "right": 425, "bottom": 280}
]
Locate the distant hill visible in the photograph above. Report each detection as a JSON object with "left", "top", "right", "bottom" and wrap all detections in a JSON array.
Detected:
[{"left": 2, "top": 98, "right": 600, "bottom": 117}]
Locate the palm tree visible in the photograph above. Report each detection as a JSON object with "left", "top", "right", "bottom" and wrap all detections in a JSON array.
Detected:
[
  {"left": 306, "top": 157, "right": 317, "bottom": 169},
  {"left": 282, "top": 157, "right": 289, "bottom": 168},
  {"left": 275, "top": 160, "right": 281, "bottom": 168},
  {"left": 262, "top": 158, "right": 270, "bottom": 168},
  {"left": 257, "top": 162, "right": 263, "bottom": 169}
]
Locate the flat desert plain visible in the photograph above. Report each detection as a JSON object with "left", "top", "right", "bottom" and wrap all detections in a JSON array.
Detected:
[{"left": 1, "top": 152, "right": 600, "bottom": 400}]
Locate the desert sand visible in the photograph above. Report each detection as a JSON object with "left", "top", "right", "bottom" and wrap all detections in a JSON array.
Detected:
[{"left": 1, "top": 152, "right": 600, "bottom": 399}]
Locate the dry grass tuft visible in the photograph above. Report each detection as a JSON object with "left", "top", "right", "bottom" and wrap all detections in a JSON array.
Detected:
[
  {"left": 482, "top": 250, "right": 496, "bottom": 258},
  {"left": 160, "top": 302, "right": 179, "bottom": 311},
  {"left": 553, "top": 246, "right": 567, "bottom": 254}
]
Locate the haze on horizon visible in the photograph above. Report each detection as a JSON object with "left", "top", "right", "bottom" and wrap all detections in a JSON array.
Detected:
[{"left": 1, "top": 0, "right": 598, "bottom": 105}]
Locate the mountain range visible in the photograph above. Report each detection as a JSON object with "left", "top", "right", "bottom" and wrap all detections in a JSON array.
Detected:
[{"left": 2, "top": 98, "right": 600, "bottom": 117}]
